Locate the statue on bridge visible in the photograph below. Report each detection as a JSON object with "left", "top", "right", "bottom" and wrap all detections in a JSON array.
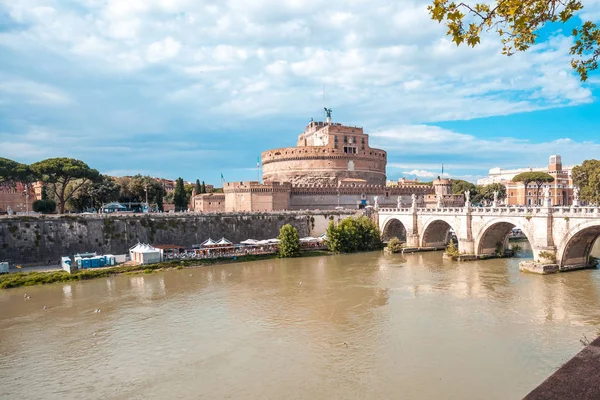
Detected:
[
  {"left": 373, "top": 196, "right": 379, "bottom": 209},
  {"left": 411, "top": 193, "right": 417, "bottom": 208},
  {"left": 573, "top": 186, "right": 580, "bottom": 207},
  {"left": 464, "top": 190, "right": 470, "bottom": 203},
  {"left": 397, "top": 196, "right": 402, "bottom": 209},
  {"left": 436, "top": 194, "right": 443, "bottom": 208}
]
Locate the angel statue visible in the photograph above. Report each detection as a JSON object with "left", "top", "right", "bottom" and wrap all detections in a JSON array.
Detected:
[
  {"left": 543, "top": 186, "right": 551, "bottom": 200},
  {"left": 573, "top": 186, "right": 580, "bottom": 201},
  {"left": 411, "top": 193, "right": 417, "bottom": 207},
  {"left": 464, "top": 190, "right": 470, "bottom": 203},
  {"left": 493, "top": 191, "right": 498, "bottom": 204},
  {"left": 373, "top": 196, "right": 379, "bottom": 209},
  {"left": 397, "top": 196, "right": 402, "bottom": 209},
  {"left": 324, "top": 107, "right": 332, "bottom": 118}
]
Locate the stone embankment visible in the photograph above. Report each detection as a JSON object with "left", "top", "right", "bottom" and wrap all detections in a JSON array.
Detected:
[{"left": 0, "top": 210, "right": 355, "bottom": 265}]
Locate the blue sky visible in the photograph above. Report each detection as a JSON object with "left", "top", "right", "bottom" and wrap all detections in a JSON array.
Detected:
[{"left": 1, "top": 0, "right": 600, "bottom": 185}]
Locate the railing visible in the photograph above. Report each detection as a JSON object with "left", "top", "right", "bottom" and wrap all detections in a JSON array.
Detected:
[{"left": 378, "top": 205, "right": 600, "bottom": 217}]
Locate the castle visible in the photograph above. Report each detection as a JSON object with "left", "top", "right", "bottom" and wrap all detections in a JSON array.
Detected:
[{"left": 192, "top": 117, "right": 464, "bottom": 212}]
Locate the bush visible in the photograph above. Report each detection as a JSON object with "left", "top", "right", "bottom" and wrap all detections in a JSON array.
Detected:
[
  {"left": 511, "top": 244, "right": 522, "bottom": 253},
  {"left": 387, "top": 237, "right": 404, "bottom": 253},
  {"left": 278, "top": 224, "right": 301, "bottom": 258},
  {"left": 446, "top": 241, "right": 460, "bottom": 257},
  {"left": 32, "top": 199, "right": 56, "bottom": 214},
  {"left": 326, "top": 216, "right": 383, "bottom": 253}
]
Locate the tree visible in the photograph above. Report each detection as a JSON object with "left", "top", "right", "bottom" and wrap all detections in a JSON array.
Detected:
[
  {"left": 428, "top": 0, "right": 599, "bottom": 81},
  {"left": 173, "top": 177, "right": 187, "bottom": 212},
  {"left": 195, "top": 179, "right": 202, "bottom": 195},
  {"left": 572, "top": 159, "right": 600, "bottom": 205},
  {"left": 452, "top": 179, "right": 481, "bottom": 203},
  {"left": 326, "top": 216, "right": 383, "bottom": 253},
  {"left": 512, "top": 171, "right": 554, "bottom": 205},
  {"left": 32, "top": 198, "right": 56, "bottom": 214},
  {"left": 201, "top": 181, "right": 207, "bottom": 194},
  {"left": 278, "top": 224, "right": 301, "bottom": 257},
  {"left": 184, "top": 183, "right": 194, "bottom": 205},
  {"left": 69, "top": 175, "right": 121, "bottom": 212},
  {"left": 30, "top": 158, "right": 100, "bottom": 214},
  {"left": 118, "top": 175, "right": 166, "bottom": 211},
  {"left": 0, "top": 157, "right": 35, "bottom": 186},
  {"left": 477, "top": 183, "right": 507, "bottom": 204}
]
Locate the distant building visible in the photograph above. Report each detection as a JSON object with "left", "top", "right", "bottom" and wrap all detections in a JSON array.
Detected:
[
  {"left": 479, "top": 155, "right": 576, "bottom": 206},
  {"left": 0, "top": 181, "right": 40, "bottom": 214}
]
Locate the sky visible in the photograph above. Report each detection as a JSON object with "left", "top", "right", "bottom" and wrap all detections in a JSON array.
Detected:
[{"left": 1, "top": 0, "right": 600, "bottom": 185}]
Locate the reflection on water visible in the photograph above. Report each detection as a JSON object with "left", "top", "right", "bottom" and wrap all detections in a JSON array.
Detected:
[{"left": 2, "top": 248, "right": 600, "bottom": 400}]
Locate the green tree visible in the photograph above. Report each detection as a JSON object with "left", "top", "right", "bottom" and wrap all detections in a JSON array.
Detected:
[
  {"left": 30, "top": 158, "right": 100, "bottom": 214},
  {"left": 69, "top": 175, "right": 121, "bottom": 212},
  {"left": 118, "top": 175, "right": 166, "bottom": 211},
  {"left": 173, "top": 177, "right": 187, "bottom": 212},
  {"left": 452, "top": 179, "right": 482, "bottom": 203},
  {"left": 572, "top": 159, "right": 600, "bottom": 205},
  {"left": 201, "top": 181, "right": 207, "bottom": 193},
  {"left": 512, "top": 171, "right": 554, "bottom": 206},
  {"left": 278, "top": 224, "right": 301, "bottom": 257},
  {"left": 428, "top": 0, "right": 598, "bottom": 81},
  {"left": 477, "top": 183, "right": 507, "bottom": 204},
  {"left": 326, "top": 216, "right": 383, "bottom": 253},
  {"left": 0, "top": 157, "right": 35, "bottom": 186},
  {"left": 195, "top": 179, "right": 202, "bottom": 195},
  {"left": 184, "top": 183, "right": 194, "bottom": 205},
  {"left": 32, "top": 198, "right": 56, "bottom": 214}
]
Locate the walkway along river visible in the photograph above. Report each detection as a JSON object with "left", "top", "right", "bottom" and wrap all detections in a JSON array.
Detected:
[{"left": 1, "top": 242, "right": 600, "bottom": 400}]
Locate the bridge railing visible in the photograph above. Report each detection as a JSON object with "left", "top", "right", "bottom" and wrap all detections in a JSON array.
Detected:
[{"left": 378, "top": 205, "right": 600, "bottom": 216}]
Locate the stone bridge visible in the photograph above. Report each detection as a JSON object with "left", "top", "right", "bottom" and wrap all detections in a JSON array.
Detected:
[{"left": 378, "top": 203, "right": 600, "bottom": 272}]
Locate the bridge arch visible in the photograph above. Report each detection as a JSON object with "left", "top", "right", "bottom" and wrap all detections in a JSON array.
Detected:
[
  {"left": 474, "top": 218, "right": 533, "bottom": 257},
  {"left": 381, "top": 217, "right": 407, "bottom": 242},
  {"left": 557, "top": 221, "right": 600, "bottom": 269},
  {"left": 420, "top": 218, "right": 459, "bottom": 248}
]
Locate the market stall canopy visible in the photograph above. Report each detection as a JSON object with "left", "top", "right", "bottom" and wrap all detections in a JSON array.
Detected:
[
  {"left": 201, "top": 238, "right": 217, "bottom": 246},
  {"left": 240, "top": 239, "right": 258, "bottom": 245},
  {"left": 216, "top": 237, "right": 233, "bottom": 245}
]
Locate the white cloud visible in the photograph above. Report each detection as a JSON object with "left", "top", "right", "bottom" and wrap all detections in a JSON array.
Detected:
[
  {"left": 0, "top": 79, "right": 71, "bottom": 105},
  {"left": 146, "top": 37, "right": 182, "bottom": 63}
]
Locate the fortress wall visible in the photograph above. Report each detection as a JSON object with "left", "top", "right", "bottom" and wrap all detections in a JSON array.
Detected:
[{"left": 0, "top": 211, "right": 355, "bottom": 265}]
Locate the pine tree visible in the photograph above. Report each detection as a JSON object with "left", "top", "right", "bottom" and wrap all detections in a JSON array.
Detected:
[
  {"left": 173, "top": 177, "right": 187, "bottom": 212},
  {"left": 195, "top": 179, "right": 201, "bottom": 195},
  {"left": 201, "top": 181, "right": 206, "bottom": 194}
]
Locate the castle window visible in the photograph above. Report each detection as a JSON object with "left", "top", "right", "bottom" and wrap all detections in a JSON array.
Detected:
[{"left": 344, "top": 136, "right": 347, "bottom": 143}]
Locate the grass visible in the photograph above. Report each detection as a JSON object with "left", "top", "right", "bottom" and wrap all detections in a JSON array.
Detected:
[{"left": 0, "top": 250, "right": 332, "bottom": 290}]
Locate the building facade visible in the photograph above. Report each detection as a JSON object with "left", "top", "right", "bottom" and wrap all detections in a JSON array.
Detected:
[
  {"left": 261, "top": 121, "right": 387, "bottom": 186},
  {"left": 479, "top": 155, "right": 575, "bottom": 206}
]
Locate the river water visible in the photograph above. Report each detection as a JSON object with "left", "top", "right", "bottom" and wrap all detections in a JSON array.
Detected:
[{"left": 2, "top": 243, "right": 600, "bottom": 400}]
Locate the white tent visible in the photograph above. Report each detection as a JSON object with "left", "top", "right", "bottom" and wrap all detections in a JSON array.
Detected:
[
  {"left": 240, "top": 239, "right": 258, "bottom": 245},
  {"left": 216, "top": 237, "right": 233, "bottom": 245},
  {"left": 130, "top": 243, "right": 162, "bottom": 265},
  {"left": 201, "top": 238, "right": 217, "bottom": 247},
  {"left": 300, "top": 237, "right": 319, "bottom": 243}
]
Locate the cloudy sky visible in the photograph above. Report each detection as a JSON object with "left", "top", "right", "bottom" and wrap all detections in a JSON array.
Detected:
[{"left": 1, "top": 0, "right": 600, "bottom": 184}]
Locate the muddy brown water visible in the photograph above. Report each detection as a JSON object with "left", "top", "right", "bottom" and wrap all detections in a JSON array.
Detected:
[{"left": 1, "top": 242, "right": 600, "bottom": 399}]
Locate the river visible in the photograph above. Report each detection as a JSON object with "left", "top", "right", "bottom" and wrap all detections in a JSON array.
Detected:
[{"left": 2, "top": 243, "right": 600, "bottom": 400}]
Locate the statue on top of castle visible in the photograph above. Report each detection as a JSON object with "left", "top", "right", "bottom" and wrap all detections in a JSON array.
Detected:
[{"left": 324, "top": 107, "right": 332, "bottom": 118}]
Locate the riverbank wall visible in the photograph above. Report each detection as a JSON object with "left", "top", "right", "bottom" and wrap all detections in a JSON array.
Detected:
[{"left": 0, "top": 211, "right": 355, "bottom": 265}]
